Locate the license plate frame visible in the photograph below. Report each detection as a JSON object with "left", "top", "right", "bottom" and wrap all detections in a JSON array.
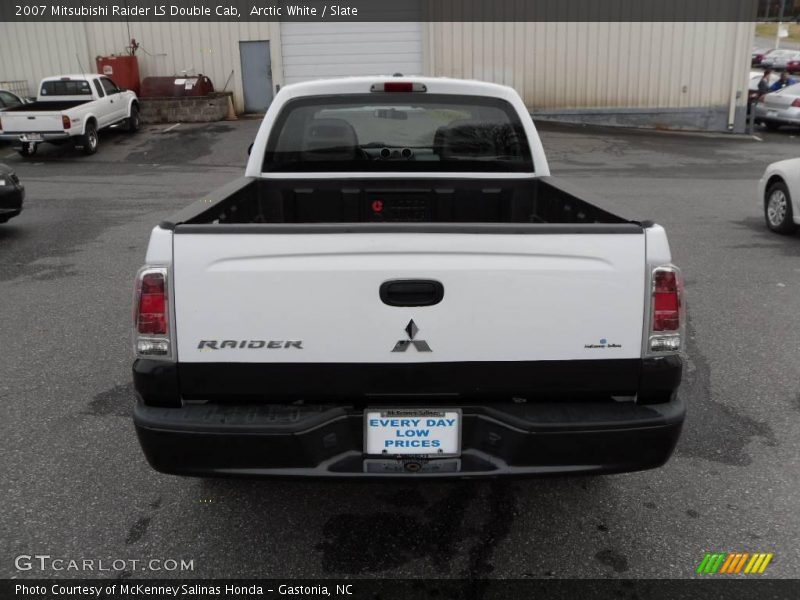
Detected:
[
  {"left": 767, "top": 110, "right": 779, "bottom": 118},
  {"left": 364, "top": 408, "right": 462, "bottom": 458},
  {"left": 20, "top": 134, "right": 43, "bottom": 142},
  {"left": 363, "top": 458, "right": 462, "bottom": 473}
]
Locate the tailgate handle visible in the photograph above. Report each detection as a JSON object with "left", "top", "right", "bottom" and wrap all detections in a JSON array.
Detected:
[{"left": 380, "top": 280, "right": 444, "bottom": 307}]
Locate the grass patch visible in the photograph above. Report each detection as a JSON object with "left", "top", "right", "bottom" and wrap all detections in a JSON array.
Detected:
[{"left": 756, "top": 22, "right": 800, "bottom": 45}]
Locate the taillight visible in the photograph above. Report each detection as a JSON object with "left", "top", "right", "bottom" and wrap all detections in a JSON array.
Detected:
[
  {"left": 62, "top": 115, "right": 71, "bottom": 129},
  {"left": 648, "top": 266, "right": 684, "bottom": 353},
  {"left": 134, "top": 267, "right": 170, "bottom": 357},
  {"left": 653, "top": 270, "right": 680, "bottom": 331},
  {"left": 370, "top": 82, "right": 427, "bottom": 93},
  {"left": 792, "top": 99, "right": 800, "bottom": 108}
]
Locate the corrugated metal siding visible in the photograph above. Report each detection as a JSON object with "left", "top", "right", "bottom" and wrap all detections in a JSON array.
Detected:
[
  {"left": 429, "top": 21, "right": 753, "bottom": 112},
  {"left": 281, "top": 22, "right": 423, "bottom": 84},
  {"left": 84, "top": 22, "right": 283, "bottom": 112},
  {"left": 0, "top": 23, "right": 91, "bottom": 94},
  {"left": 0, "top": 22, "right": 281, "bottom": 112},
  {"left": 2, "top": 18, "right": 753, "bottom": 125}
]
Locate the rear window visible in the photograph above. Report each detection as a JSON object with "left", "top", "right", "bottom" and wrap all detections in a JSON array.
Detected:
[
  {"left": 262, "top": 94, "right": 534, "bottom": 173},
  {"left": 40, "top": 80, "right": 92, "bottom": 96}
]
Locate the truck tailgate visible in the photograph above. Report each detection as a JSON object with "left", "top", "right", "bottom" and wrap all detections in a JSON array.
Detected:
[
  {"left": 1, "top": 112, "right": 64, "bottom": 133},
  {"left": 172, "top": 231, "right": 646, "bottom": 366}
]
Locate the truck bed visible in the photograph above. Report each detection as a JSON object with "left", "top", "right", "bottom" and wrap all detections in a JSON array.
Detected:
[
  {"left": 162, "top": 176, "right": 638, "bottom": 231},
  {"left": 3, "top": 100, "right": 89, "bottom": 112}
]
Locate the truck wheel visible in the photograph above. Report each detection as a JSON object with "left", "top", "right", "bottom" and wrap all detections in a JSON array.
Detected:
[
  {"left": 765, "top": 180, "right": 798, "bottom": 234},
  {"left": 125, "top": 105, "right": 140, "bottom": 133},
  {"left": 78, "top": 123, "right": 99, "bottom": 155},
  {"left": 17, "top": 142, "right": 37, "bottom": 158}
]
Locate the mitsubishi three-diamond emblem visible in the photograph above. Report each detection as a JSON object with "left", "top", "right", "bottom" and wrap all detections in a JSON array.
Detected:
[{"left": 392, "top": 319, "right": 432, "bottom": 352}]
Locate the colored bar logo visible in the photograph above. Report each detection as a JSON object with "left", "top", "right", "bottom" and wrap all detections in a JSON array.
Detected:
[{"left": 696, "top": 552, "right": 773, "bottom": 574}]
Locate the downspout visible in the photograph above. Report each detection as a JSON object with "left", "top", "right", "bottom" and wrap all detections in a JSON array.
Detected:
[{"left": 728, "top": 6, "right": 755, "bottom": 131}]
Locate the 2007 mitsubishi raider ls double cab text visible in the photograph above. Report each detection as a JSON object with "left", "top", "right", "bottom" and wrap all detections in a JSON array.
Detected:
[{"left": 132, "top": 77, "right": 686, "bottom": 478}]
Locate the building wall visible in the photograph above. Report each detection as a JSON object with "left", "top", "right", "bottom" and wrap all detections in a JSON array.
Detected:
[
  {"left": 427, "top": 21, "right": 755, "bottom": 131},
  {"left": 0, "top": 22, "right": 91, "bottom": 96},
  {"left": 84, "top": 22, "right": 283, "bottom": 113},
  {"left": 0, "top": 21, "right": 283, "bottom": 112},
  {"left": 281, "top": 22, "right": 424, "bottom": 84},
  {"left": 1, "top": 19, "right": 755, "bottom": 131}
]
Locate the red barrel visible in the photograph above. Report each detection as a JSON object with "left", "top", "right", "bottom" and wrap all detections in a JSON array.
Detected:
[
  {"left": 96, "top": 55, "right": 140, "bottom": 95},
  {"left": 140, "top": 75, "right": 214, "bottom": 98}
]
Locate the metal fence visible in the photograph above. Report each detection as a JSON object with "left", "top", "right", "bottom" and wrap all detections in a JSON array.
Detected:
[{"left": 0, "top": 80, "right": 30, "bottom": 97}]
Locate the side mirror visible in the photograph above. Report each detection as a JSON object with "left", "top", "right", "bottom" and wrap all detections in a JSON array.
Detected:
[{"left": 247, "top": 142, "right": 254, "bottom": 156}]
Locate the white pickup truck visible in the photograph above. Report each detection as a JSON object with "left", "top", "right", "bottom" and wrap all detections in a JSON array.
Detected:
[
  {"left": 0, "top": 74, "right": 139, "bottom": 157},
  {"left": 132, "top": 77, "right": 686, "bottom": 478}
]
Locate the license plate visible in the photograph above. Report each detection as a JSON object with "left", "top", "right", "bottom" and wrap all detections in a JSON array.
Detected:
[
  {"left": 21, "top": 134, "right": 42, "bottom": 142},
  {"left": 0, "top": 179, "right": 5, "bottom": 187},
  {"left": 364, "top": 408, "right": 461, "bottom": 457},
  {"left": 767, "top": 110, "right": 779, "bottom": 118}
]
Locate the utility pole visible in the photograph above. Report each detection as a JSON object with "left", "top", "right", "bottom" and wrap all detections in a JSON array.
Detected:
[{"left": 776, "top": 0, "right": 787, "bottom": 49}]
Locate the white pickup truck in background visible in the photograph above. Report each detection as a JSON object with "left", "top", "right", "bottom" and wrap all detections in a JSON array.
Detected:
[
  {"left": 0, "top": 74, "right": 139, "bottom": 157},
  {"left": 132, "top": 76, "right": 686, "bottom": 478}
]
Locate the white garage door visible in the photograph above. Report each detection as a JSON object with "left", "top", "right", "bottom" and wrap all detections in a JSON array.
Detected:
[{"left": 280, "top": 22, "right": 423, "bottom": 85}]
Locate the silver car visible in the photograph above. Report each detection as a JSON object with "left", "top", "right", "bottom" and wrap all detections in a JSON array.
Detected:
[
  {"left": 761, "top": 49, "right": 800, "bottom": 69},
  {"left": 755, "top": 82, "right": 800, "bottom": 129}
]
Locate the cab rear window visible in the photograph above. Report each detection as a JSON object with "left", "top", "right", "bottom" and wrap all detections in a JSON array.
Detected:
[
  {"left": 263, "top": 94, "right": 534, "bottom": 173},
  {"left": 41, "top": 80, "right": 92, "bottom": 96}
]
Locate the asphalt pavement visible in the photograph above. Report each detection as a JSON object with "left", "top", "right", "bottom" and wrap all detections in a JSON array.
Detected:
[{"left": 1, "top": 119, "right": 798, "bottom": 580}]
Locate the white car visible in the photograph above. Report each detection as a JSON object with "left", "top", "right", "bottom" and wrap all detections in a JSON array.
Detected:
[{"left": 758, "top": 159, "right": 800, "bottom": 234}]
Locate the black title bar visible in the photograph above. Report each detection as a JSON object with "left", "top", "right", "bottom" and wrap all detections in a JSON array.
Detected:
[
  {"left": 2, "top": 0, "right": 758, "bottom": 22},
  {"left": 2, "top": 579, "right": 800, "bottom": 600}
]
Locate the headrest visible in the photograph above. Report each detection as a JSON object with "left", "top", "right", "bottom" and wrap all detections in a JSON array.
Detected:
[
  {"left": 436, "top": 119, "right": 499, "bottom": 160},
  {"left": 302, "top": 118, "right": 359, "bottom": 161}
]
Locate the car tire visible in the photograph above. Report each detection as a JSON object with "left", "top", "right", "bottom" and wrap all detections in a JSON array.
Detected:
[
  {"left": 78, "top": 122, "right": 99, "bottom": 155},
  {"left": 17, "top": 142, "right": 37, "bottom": 158},
  {"left": 764, "top": 121, "right": 781, "bottom": 131},
  {"left": 125, "top": 105, "right": 140, "bottom": 133},
  {"left": 765, "top": 180, "right": 798, "bottom": 234}
]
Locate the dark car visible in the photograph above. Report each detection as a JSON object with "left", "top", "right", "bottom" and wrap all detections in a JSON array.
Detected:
[
  {"left": 0, "top": 90, "right": 27, "bottom": 110},
  {"left": 0, "top": 163, "right": 24, "bottom": 223}
]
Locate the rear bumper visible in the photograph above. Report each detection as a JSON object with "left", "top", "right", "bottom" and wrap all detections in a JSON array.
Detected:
[
  {"left": 133, "top": 357, "right": 685, "bottom": 478},
  {"left": 0, "top": 132, "right": 70, "bottom": 143},
  {"left": 754, "top": 104, "right": 800, "bottom": 125}
]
